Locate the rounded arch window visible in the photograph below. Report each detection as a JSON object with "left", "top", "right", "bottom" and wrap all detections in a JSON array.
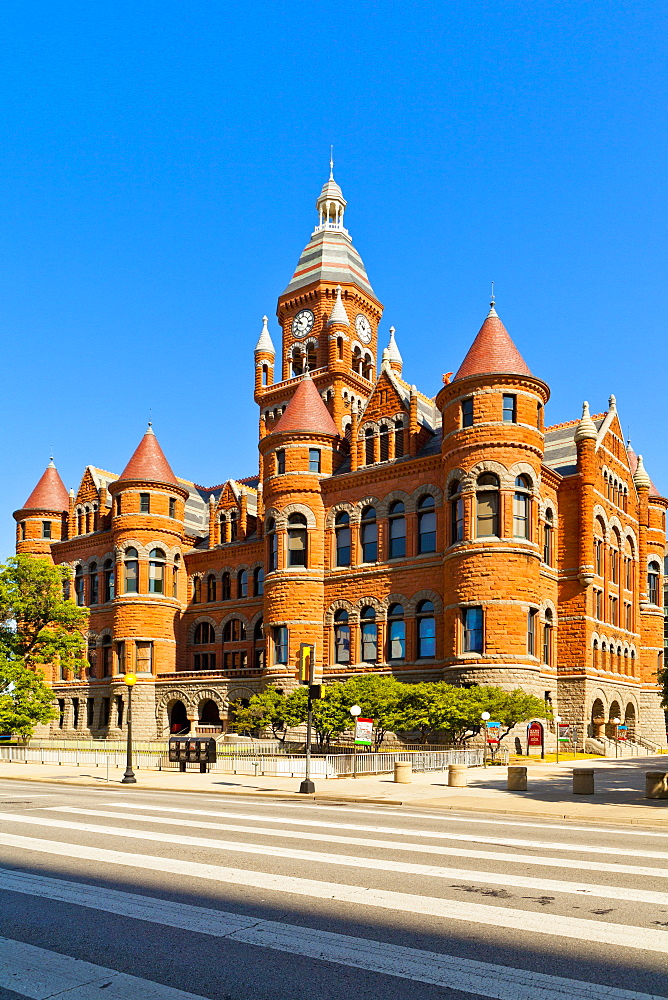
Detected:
[
  {"left": 266, "top": 517, "right": 278, "bottom": 572},
  {"left": 352, "top": 345, "right": 363, "bottom": 375},
  {"left": 648, "top": 560, "right": 661, "bottom": 605},
  {"left": 74, "top": 565, "right": 85, "bottom": 606},
  {"left": 416, "top": 599, "right": 436, "bottom": 658},
  {"left": 291, "top": 344, "right": 304, "bottom": 377},
  {"left": 610, "top": 529, "right": 621, "bottom": 584},
  {"left": 361, "top": 506, "right": 377, "bottom": 563},
  {"left": 543, "top": 509, "right": 554, "bottom": 565},
  {"left": 194, "top": 622, "right": 215, "bottom": 645},
  {"left": 124, "top": 548, "right": 139, "bottom": 595},
  {"left": 172, "top": 554, "right": 180, "bottom": 598},
  {"left": 238, "top": 569, "right": 248, "bottom": 597},
  {"left": 223, "top": 618, "right": 246, "bottom": 642},
  {"left": 513, "top": 476, "right": 532, "bottom": 539},
  {"left": 253, "top": 566, "right": 264, "bottom": 596},
  {"left": 335, "top": 511, "right": 351, "bottom": 567},
  {"left": 333, "top": 609, "right": 350, "bottom": 664},
  {"left": 387, "top": 603, "right": 406, "bottom": 661},
  {"left": 365, "top": 426, "right": 375, "bottom": 466},
  {"left": 543, "top": 608, "right": 553, "bottom": 665},
  {"left": 221, "top": 571, "right": 231, "bottom": 600},
  {"left": 379, "top": 423, "right": 390, "bottom": 461},
  {"left": 476, "top": 473, "right": 499, "bottom": 537},
  {"left": 449, "top": 480, "right": 464, "bottom": 544},
  {"left": 287, "top": 513, "right": 308, "bottom": 567},
  {"left": 192, "top": 576, "right": 202, "bottom": 604},
  {"left": 147, "top": 548, "right": 166, "bottom": 594},
  {"left": 418, "top": 494, "right": 437, "bottom": 553},
  {"left": 360, "top": 606, "right": 377, "bottom": 663},
  {"left": 206, "top": 574, "right": 217, "bottom": 603},
  {"left": 388, "top": 500, "right": 406, "bottom": 559},
  {"left": 101, "top": 633, "right": 112, "bottom": 676},
  {"left": 104, "top": 558, "right": 115, "bottom": 602},
  {"left": 89, "top": 562, "right": 98, "bottom": 605},
  {"left": 254, "top": 616, "right": 264, "bottom": 641}
]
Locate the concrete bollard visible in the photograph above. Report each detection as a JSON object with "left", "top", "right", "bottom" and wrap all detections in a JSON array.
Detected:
[
  {"left": 645, "top": 771, "right": 668, "bottom": 800},
  {"left": 448, "top": 764, "right": 468, "bottom": 787},
  {"left": 394, "top": 761, "right": 412, "bottom": 783},
  {"left": 573, "top": 768, "right": 595, "bottom": 795},
  {"left": 507, "top": 766, "right": 527, "bottom": 791}
]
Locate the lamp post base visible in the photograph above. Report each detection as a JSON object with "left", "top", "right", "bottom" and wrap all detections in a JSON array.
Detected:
[
  {"left": 298, "top": 779, "right": 315, "bottom": 794},
  {"left": 121, "top": 770, "right": 137, "bottom": 784}
]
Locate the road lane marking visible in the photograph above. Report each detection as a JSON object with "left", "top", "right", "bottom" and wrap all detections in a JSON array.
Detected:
[
  {"left": 0, "top": 936, "right": 215, "bottom": 999},
  {"left": 2, "top": 832, "right": 668, "bottom": 957},
  {"left": 45, "top": 805, "right": 668, "bottom": 882},
  {"left": 0, "top": 868, "right": 664, "bottom": 1000}
]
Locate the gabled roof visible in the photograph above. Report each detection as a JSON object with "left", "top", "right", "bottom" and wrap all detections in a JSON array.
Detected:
[
  {"left": 117, "top": 425, "right": 180, "bottom": 486},
  {"left": 454, "top": 304, "right": 533, "bottom": 382},
  {"left": 273, "top": 375, "right": 339, "bottom": 437},
  {"left": 22, "top": 459, "right": 69, "bottom": 512}
]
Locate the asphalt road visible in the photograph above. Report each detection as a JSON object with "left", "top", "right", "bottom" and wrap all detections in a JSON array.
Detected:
[{"left": 0, "top": 778, "right": 667, "bottom": 1000}]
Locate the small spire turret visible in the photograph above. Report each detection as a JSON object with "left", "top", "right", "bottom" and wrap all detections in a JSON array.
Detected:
[{"left": 574, "top": 401, "right": 597, "bottom": 443}]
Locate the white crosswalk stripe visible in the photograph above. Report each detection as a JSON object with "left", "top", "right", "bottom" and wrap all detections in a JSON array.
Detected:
[{"left": 0, "top": 868, "right": 665, "bottom": 1000}]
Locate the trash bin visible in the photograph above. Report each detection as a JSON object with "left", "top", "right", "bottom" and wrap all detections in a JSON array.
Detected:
[
  {"left": 448, "top": 764, "right": 468, "bottom": 787},
  {"left": 507, "top": 766, "right": 527, "bottom": 791},
  {"left": 645, "top": 771, "right": 668, "bottom": 799},
  {"left": 573, "top": 768, "right": 595, "bottom": 794},
  {"left": 394, "top": 761, "right": 412, "bottom": 783}
]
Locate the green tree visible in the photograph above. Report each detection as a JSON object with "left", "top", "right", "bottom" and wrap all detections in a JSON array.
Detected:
[
  {"left": 473, "top": 687, "right": 552, "bottom": 745},
  {"left": 0, "top": 661, "right": 57, "bottom": 738},
  {"left": 311, "top": 684, "right": 350, "bottom": 750},
  {"left": 340, "top": 674, "right": 406, "bottom": 749},
  {"left": 390, "top": 681, "right": 473, "bottom": 744},
  {"left": 230, "top": 686, "right": 307, "bottom": 743}
]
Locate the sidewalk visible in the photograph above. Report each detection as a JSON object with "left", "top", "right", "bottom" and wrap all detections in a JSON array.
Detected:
[{"left": 1, "top": 754, "right": 667, "bottom": 827}]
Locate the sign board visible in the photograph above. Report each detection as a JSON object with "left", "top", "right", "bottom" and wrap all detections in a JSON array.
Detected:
[
  {"left": 527, "top": 721, "right": 544, "bottom": 748},
  {"left": 617, "top": 724, "right": 628, "bottom": 741},
  {"left": 558, "top": 722, "right": 572, "bottom": 743},
  {"left": 354, "top": 718, "right": 373, "bottom": 746},
  {"left": 486, "top": 721, "right": 501, "bottom": 744}
]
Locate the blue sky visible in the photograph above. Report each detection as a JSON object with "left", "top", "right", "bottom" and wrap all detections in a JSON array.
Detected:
[{"left": 1, "top": 1, "right": 667, "bottom": 558}]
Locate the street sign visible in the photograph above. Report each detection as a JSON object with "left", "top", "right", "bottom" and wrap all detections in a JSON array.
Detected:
[{"left": 354, "top": 718, "right": 373, "bottom": 746}]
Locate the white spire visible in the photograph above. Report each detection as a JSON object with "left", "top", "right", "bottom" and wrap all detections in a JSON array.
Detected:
[
  {"left": 633, "top": 454, "right": 652, "bottom": 490},
  {"left": 574, "top": 401, "right": 597, "bottom": 442},
  {"left": 47, "top": 456, "right": 56, "bottom": 469},
  {"left": 328, "top": 285, "right": 349, "bottom": 326},
  {"left": 255, "top": 315, "right": 275, "bottom": 355},
  {"left": 314, "top": 163, "right": 348, "bottom": 237},
  {"left": 385, "top": 326, "right": 403, "bottom": 365}
]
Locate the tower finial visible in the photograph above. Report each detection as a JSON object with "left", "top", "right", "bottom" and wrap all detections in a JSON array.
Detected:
[
  {"left": 491, "top": 280, "right": 495, "bottom": 305},
  {"left": 330, "top": 145, "right": 334, "bottom": 179}
]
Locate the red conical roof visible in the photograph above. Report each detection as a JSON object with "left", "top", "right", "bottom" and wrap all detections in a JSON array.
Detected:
[
  {"left": 22, "top": 460, "right": 69, "bottom": 512},
  {"left": 454, "top": 305, "right": 533, "bottom": 382},
  {"left": 118, "top": 425, "right": 180, "bottom": 486},
  {"left": 273, "top": 375, "right": 339, "bottom": 437}
]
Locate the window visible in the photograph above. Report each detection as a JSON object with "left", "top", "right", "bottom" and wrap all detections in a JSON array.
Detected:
[
  {"left": 476, "top": 473, "right": 499, "bottom": 537},
  {"left": 463, "top": 606, "right": 483, "bottom": 653},
  {"left": 309, "top": 449, "right": 321, "bottom": 473},
  {"left": 100, "top": 697, "right": 110, "bottom": 728},
  {"left": 527, "top": 609, "right": 537, "bottom": 655},
  {"left": 221, "top": 572, "right": 231, "bottom": 600},
  {"left": 418, "top": 495, "right": 437, "bottom": 553},
  {"left": 267, "top": 518, "right": 278, "bottom": 571},
  {"left": 135, "top": 640, "right": 153, "bottom": 673},
  {"left": 513, "top": 475, "right": 532, "bottom": 539},
  {"left": 287, "top": 513, "right": 308, "bottom": 567},
  {"left": 253, "top": 566, "right": 264, "bottom": 596},
  {"left": 543, "top": 510, "right": 553, "bottom": 565},
  {"left": 194, "top": 652, "right": 216, "bottom": 671},
  {"left": 42, "top": 521, "right": 52, "bottom": 539},
  {"left": 124, "top": 548, "right": 139, "bottom": 594},
  {"left": 537, "top": 403, "right": 543, "bottom": 430},
  {"left": 625, "top": 554, "right": 633, "bottom": 591},
  {"left": 223, "top": 618, "right": 246, "bottom": 642},
  {"left": 140, "top": 493, "right": 150, "bottom": 514},
  {"left": 379, "top": 425, "right": 389, "bottom": 461},
  {"left": 335, "top": 512, "right": 351, "bottom": 567},
  {"left": 172, "top": 556, "right": 179, "bottom": 598},
  {"left": 334, "top": 610, "right": 350, "bottom": 664},
  {"left": 72, "top": 698, "right": 79, "bottom": 729},
  {"left": 461, "top": 397, "right": 474, "bottom": 428},
  {"left": 194, "top": 622, "right": 216, "bottom": 644},
  {"left": 192, "top": 577, "right": 201, "bottom": 603},
  {"left": 275, "top": 450, "right": 285, "bottom": 475},
  {"left": 543, "top": 610, "right": 553, "bottom": 665},
  {"left": 86, "top": 698, "right": 95, "bottom": 728},
  {"left": 207, "top": 575, "right": 217, "bottom": 602},
  {"left": 360, "top": 606, "right": 377, "bottom": 663},
  {"left": 230, "top": 511, "right": 238, "bottom": 541},
  {"left": 449, "top": 481, "right": 464, "bottom": 544},
  {"left": 169, "top": 497, "right": 176, "bottom": 519},
  {"left": 365, "top": 428, "right": 375, "bottom": 466},
  {"left": 273, "top": 625, "right": 288, "bottom": 665},
  {"left": 101, "top": 635, "right": 112, "bottom": 676},
  {"left": 19, "top": 521, "right": 26, "bottom": 541},
  {"left": 115, "top": 495, "right": 122, "bottom": 516},
  {"left": 74, "top": 566, "right": 85, "bottom": 606},
  {"left": 610, "top": 530, "right": 620, "bottom": 584},
  {"left": 89, "top": 563, "right": 98, "bottom": 605},
  {"left": 595, "top": 588, "right": 603, "bottom": 620},
  {"left": 87, "top": 639, "right": 97, "bottom": 679},
  {"left": 57, "top": 698, "right": 65, "bottom": 728},
  {"left": 502, "top": 394, "right": 516, "bottom": 423},
  {"left": 104, "top": 559, "right": 115, "bottom": 602},
  {"left": 115, "top": 696, "right": 124, "bottom": 728},
  {"left": 148, "top": 549, "right": 165, "bottom": 594},
  {"left": 394, "top": 419, "right": 405, "bottom": 458},
  {"left": 388, "top": 604, "right": 406, "bottom": 661},
  {"left": 625, "top": 602, "right": 632, "bottom": 631},
  {"left": 115, "top": 641, "right": 126, "bottom": 674},
  {"left": 416, "top": 600, "right": 436, "bottom": 658},
  {"left": 238, "top": 569, "right": 248, "bottom": 597},
  {"left": 648, "top": 562, "right": 660, "bottom": 606},
  {"left": 388, "top": 501, "right": 406, "bottom": 559},
  {"left": 360, "top": 506, "right": 377, "bottom": 562},
  {"left": 609, "top": 595, "right": 618, "bottom": 626}
]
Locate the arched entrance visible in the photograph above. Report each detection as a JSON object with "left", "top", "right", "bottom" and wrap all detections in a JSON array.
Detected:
[
  {"left": 606, "top": 700, "right": 621, "bottom": 738},
  {"left": 591, "top": 698, "right": 605, "bottom": 738},
  {"left": 624, "top": 702, "right": 636, "bottom": 739},
  {"left": 169, "top": 700, "right": 190, "bottom": 735},
  {"left": 199, "top": 699, "right": 222, "bottom": 727}
]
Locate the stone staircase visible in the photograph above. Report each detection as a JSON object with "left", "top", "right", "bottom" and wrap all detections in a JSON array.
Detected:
[{"left": 585, "top": 736, "right": 651, "bottom": 758}]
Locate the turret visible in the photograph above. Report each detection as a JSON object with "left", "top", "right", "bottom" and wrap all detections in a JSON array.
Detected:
[
  {"left": 383, "top": 326, "right": 403, "bottom": 376},
  {"left": 14, "top": 458, "right": 69, "bottom": 556},
  {"left": 254, "top": 315, "right": 275, "bottom": 395},
  {"left": 575, "top": 402, "right": 598, "bottom": 586}
]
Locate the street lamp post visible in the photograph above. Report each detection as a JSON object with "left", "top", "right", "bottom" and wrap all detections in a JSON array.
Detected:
[
  {"left": 612, "top": 717, "right": 621, "bottom": 758},
  {"left": 481, "top": 712, "right": 490, "bottom": 767},
  {"left": 121, "top": 672, "right": 137, "bottom": 784},
  {"left": 350, "top": 704, "right": 361, "bottom": 777},
  {"left": 553, "top": 714, "right": 561, "bottom": 764}
]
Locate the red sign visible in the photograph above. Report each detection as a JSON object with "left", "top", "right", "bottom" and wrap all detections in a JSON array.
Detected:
[{"left": 527, "top": 721, "right": 544, "bottom": 748}]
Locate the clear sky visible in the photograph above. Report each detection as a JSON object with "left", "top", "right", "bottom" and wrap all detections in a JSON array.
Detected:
[{"left": 1, "top": 1, "right": 666, "bottom": 559}]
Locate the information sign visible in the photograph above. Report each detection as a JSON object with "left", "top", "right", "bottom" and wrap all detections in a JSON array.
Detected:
[
  {"left": 486, "top": 720, "right": 501, "bottom": 744},
  {"left": 617, "top": 724, "right": 628, "bottom": 741},
  {"left": 527, "top": 720, "right": 544, "bottom": 748},
  {"left": 558, "top": 722, "right": 571, "bottom": 743},
  {"left": 354, "top": 718, "right": 373, "bottom": 746}
]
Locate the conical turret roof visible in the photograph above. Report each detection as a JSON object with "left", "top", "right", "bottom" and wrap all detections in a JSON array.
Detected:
[
  {"left": 454, "top": 303, "right": 533, "bottom": 382},
  {"left": 118, "top": 425, "right": 180, "bottom": 486},
  {"left": 22, "top": 459, "right": 69, "bottom": 512},
  {"left": 273, "top": 375, "right": 338, "bottom": 437}
]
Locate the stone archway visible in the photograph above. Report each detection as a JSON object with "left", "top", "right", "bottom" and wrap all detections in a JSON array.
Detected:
[
  {"left": 606, "top": 700, "right": 622, "bottom": 739},
  {"left": 169, "top": 700, "right": 190, "bottom": 735},
  {"left": 199, "top": 699, "right": 222, "bottom": 727},
  {"left": 624, "top": 702, "right": 637, "bottom": 739},
  {"left": 591, "top": 698, "right": 605, "bottom": 738}
]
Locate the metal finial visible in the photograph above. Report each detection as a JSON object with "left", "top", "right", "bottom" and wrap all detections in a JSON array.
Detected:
[
  {"left": 330, "top": 145, "right": 334, "bottom": 179},
  {"left": 491, "top": 280, "right": 495, "bottom": 306}
]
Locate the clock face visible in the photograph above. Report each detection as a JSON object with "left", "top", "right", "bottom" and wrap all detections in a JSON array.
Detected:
[
  {"left": 355, "top": 313, "right": 373, "bottom": 344},
  {"left": 291, "top": 309, "right": 315, "bottom": 339}
]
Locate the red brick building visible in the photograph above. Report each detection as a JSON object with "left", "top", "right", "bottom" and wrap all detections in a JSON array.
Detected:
[{"left": 14, "top": 171, "right": 667, "bottom": 744}]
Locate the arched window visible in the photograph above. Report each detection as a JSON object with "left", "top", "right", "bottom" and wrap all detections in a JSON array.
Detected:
[
  {"left": 287, "top": 513, "right": 308, "bottom": 567},
  {"left": 449, "top": 480, "right": 464, "bottom": 544},
  {"left": 194, "top": 622, "right": 215, "bottom": 644},
  {"left": 394, "top": 418, "right": 405, "bottom": 458},
  {"left": 87, "top": 638, "right": 97, "bottom": 678},
  {"left": 207, "top": 574, "right": 217, "bottom": 602},
  {"left": 379, "top": 424, "right": 390, "bottom": 461},
  {"left": 610, "top": 529, "right": 620, "bottom": 585},
  {"left": 527, "top": 608, "right": 537, "bottom": 655},
  {"left": 365, "top": 427, "right": 375, "bottom": 466},
  {"left": 148, "top": 549, "right": 165, "bottom": 594},
  {"left": 387, "top": 603, "right": 405, "bottom": 661},
  {"left": 253, "top": 566, "right": 264, "bottom": 596},
  {"left": 74, "top": 565, "right": 84, "bottom": 606},
  {"left": 262, "top": 364, "right": 268, "bottom": 386},
  {"left": 306, "top": 342, "right": 317, "bottom": 372},
  {"left": 648, "top": 561, "right": 660, "bottom": 605},
  {"left": 238, "top": 569, "right": 248, "bottom": 597},
  {"left": 223, "top": 619, "right": 246, "bottom": 642},
  {"left": 363, "top": 352, "right": 373, "bottom": 380},
  {"left": 221, "top": 571, "right": 231, "bottom": 600},
  {"left": 352, "top": 346, "right": 363, "bottom": 375},
  {"left": 333, "top": 609, "right": 350, "bottom": 664},
  {"left": 337, "top": 336, "right": 343, "bottom": 360},
  {"left": 513, "top": 475, "right": 532, "bottom": 539},
  {"left": 388, "top": 501, "right": 406, "bottom": 559},
  {"left": 172, "top": 555, "right": 179, "bottom": 598},
  {"left": 476, "top": 473, "right": 499, "bottom": 537},
  {"left": 360, "top": 506, "right": 377, "bottom": 563},
  {"left": 192, "top": 576, "right": 201, "bottom": 604},
  {"left": 592, "top": 638, "right": 599, "bottom": 671},
  {"left": 101, "top": 634, "right": 112, "bottom": 676},
  {"left": 418, "top": 495, "right": 437, "bottom": 553},
  {"left": 543, "top": 510, "right": 553, "bottom": 565},
  {"left": 124, "top": 549, "right": 139, "bottom": 594},
  {"left": 291, "top": 345, "right": 304, "bottom": 377},
  {"left": 543, "top": 609, "right": 553, "bottom": 665},
  {"left": 230, "top": 511, "right": 238, "bottom": 541},
  {"left": 335, "top": 512, "right": 351, "bottom": 567},
  {"left": 416, "top": 600, "right": 436, "bottom": 658},
  {"left": 360, "top": 606, "right": 377, "bottom": 663},
  {"left": 267, "top": 518, "right": 278, "bottom": 572},
  {"left": 89, "top": 563, "right": 98, "bottom": 605},
  {"left": 104, "top": 559, "right": 115, "bottom": 602}
]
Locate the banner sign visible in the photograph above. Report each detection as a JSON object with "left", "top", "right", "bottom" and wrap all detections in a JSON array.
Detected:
[
  {"left": 354, "top": 718, "right": 373, "bottom": 746},
  {"left": 486, "top": 721, "right": 501, "bottom": 744},
  {"left": 527, "top": 721, "right": 544, "bottom": 748},
  {"left": 617, "top": 724, "right": 628, "bottom": 741},
  {"left": 558, "top": 723, "right": 572, "bottom": 743}
]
